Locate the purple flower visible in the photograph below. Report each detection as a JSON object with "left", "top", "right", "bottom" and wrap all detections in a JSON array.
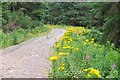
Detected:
[
  {"left": 86, "top": 54, "right": 90, "bottom": 61},
  {"left": 111, "top": 64, "right": 116, "bottom": 69}
]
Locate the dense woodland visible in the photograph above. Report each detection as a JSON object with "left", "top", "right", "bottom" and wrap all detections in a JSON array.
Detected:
[{"left": 1, "top": 2, "right": 120, "bottom": 48}]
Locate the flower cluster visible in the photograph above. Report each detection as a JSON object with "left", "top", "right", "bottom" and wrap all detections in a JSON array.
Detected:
[
  {"left": 58, "top": 63, "right": 65, "bottom": 71},
  {"left": 49, "top": 56, "right": 58, "bottom": 61},
  {"left": 83, "top": 68, "right": 101, "bottom": 78},
  {"left": 83, "top": 38, "right": 97, "bottom": 46},
  {"left": 58, "top": 52, "right": 68, "bottom": 56}
]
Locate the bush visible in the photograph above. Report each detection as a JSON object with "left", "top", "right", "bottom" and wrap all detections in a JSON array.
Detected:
[
  {"left": 2, "top": 11, "right": 42, "bottom": 31},
  {"left": 16, "top": 14, "right": 42, "bottom": 29}
]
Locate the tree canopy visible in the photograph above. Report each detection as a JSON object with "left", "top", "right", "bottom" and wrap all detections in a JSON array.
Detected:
[{"left": 1, "top": 2, "right": 120, "bottom": 48}]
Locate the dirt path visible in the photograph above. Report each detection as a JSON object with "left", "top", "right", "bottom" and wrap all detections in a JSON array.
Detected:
[{"left": 0, "top": 28, "right": 66, "bottom": 79}]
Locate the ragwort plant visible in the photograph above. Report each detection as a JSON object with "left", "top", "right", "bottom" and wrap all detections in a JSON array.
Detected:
[{"left": 49, "top": 26, "right": 118, "bottom": 78}]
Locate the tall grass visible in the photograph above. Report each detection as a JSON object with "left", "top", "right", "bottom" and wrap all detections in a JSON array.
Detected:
[{"left": 0, "top": 25, "right": 51, "bottom": 49}]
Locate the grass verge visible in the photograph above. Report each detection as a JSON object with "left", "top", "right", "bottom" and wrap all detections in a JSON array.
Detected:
[{"left": 49, "top": 26, "right": 118, "bottom": 78}]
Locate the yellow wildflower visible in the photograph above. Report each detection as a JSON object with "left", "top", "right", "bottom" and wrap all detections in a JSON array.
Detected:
[
  {"left": 61, "top": 63, "right": 65, "bottom": 66},
  {"left": 83, "top": 68, "right": 101, "bottom": 78},
  {"left": 91, "top": 41, "right": 94, "bottom": 43},
  {"left": 58, "top": 52, "right": 67, "bottom": 56},
  {"left": 86, "top": 39, "right": 89, "bottom": 43},
  {"left": 88, "top": 68, "right": 93, "bottom": 70},
  {"left": 64, "top": 41, "right": 67, "bottom": 43},
  {"left": 63, "top": 46, "right": 71, "bottom": 49},
  {"left": 55, "top": 45, "right": 59, "bottom": 48},
  {"left": 94, "top": 43, "right": 97, "bottom": 46},
  {"left": 98, "top": 74, "right": 101, "bottom": 78},
  {"left": 68, "top": 41, "right": 71, "bottom": 44},
  {"left": 83, "top": 69, "right": 89, "bottom": 72},
  {"left": 78, "top": 38, "right": 81, "bottom": 40},
  {"left": 69, "top": 38, "right": 73, "bottom": 42},
  {"left": 92, "top": 70, "right": 100, "bottom": 76},
  {"left": 58, "top": 63, "right": 65, "bottom": 71},
  {"left": 87, "top": 74, "right": 91, "bottom": 77},
  {"left": 58, "top": 66, "right": 64, "bottom": 71},
  {"left": 83, "top": 42, "right": 87, "bottom": 45},
  {"left": 91, "top": 38, "right": 94, "bottom": 41},
  {"left": 56, "top": 42, "right": 61, "bottom": 48},
  {"left": 90, "top": 68, "right": 95, "bottom": 74},
  {"left": 74, "top": 48, "right": 79, "bottom": 51},
  {"left": 84, "top": 68, "right": 102, "bottom": 78},
  {"left": 49, "top": 56, "right": 58, "bottom": 61}
]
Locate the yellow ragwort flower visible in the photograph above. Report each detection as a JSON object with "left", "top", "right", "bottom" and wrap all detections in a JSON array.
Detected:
[
  {"left": 74, "top": 48, "right": 79, "bottom": 51},
  {"left": 55, "top": 42, "right": 61, "bottom": 48},
  {"left": 94, "top": 43, "right": 97, "bottom": 46},
  {"left": 87, "top": 74, "right": 91, "bottom": 77},
  {"left": 98, "top": 74, "right": 102, "bottom": 78},
  {"left": 64, "top": 41, "right": 67, "bottom": 43},
  {"left": 58, "top": 63, "right": 65, "bottom": 71},
  {"left": 61, "top": 63, "right": 65, "bottom": 66},
  {"left": 78, "top": 38, "right": 81, "bottom": 40},
  {"left": 83, "top": 42, "right": 87, "bottom": 45},
  {"left": 58, "top": 52, "right": 67, "bottom": 56},
  {"left": 91, "top": 38, "right": 94, "bottom": 41},
  {"left": 83, "top": 69, "right": 89, "bottom": 72},
  {"left": 92, "top": 70, "right": 100, "bottom": 76},
  {"left": 68, "top": 41, "right": 71, "bottom": 44},
  {"left": 84, "top": 68, "right": 102, "bottom": 78},
  {"left": 49, "top": 56, "right": 58, "bottom": 61},
  {"left": 63, "top": 46, "right": 71, "bottom": 49},
  {"left": 58, "top": 66, "right": 64, "bottom": 71},
  {"left": 68, "top": 38, "right": 73, "bottom": 42},
  {"left": 86, "top": 39, "right": 89, "bottom": 43},
  {"left": 91, "top": 41, "right": 94, "bottom": 43}
]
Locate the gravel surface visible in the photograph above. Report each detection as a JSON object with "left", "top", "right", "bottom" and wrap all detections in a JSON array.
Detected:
[{"left": 0, "top": 28, "right": 66, "bottom": 79}]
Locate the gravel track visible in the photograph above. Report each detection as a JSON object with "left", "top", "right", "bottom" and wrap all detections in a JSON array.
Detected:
[{"left": 0, "top": 28, "right": 66, "bottom": 79}]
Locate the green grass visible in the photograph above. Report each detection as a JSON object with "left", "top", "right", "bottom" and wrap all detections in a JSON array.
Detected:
[
  {"left": 0, "top": 25, "right": 54, "bottom": 49},
  {"left": 49, "top": 26, "right": 118, "bottom": 78}
]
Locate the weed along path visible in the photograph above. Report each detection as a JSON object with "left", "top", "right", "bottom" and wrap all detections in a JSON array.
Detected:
[{"left": 0, "top": 28, "right": 66, "bottom": 78}]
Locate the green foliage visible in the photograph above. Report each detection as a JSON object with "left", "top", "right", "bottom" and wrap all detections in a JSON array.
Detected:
[
  {"left": 45, "top": 3, "right": 92, "bottom": 26},
  {"left": 0, "top": 25, "right": 50, "bottom": 48},
  {"left": 2, "top": 2, "right": 46, "bottom": 31},
  {"left": 15, "top": 13, "right": 42, "bottom": 29},
  {"left": 49, "top": 26, "right": 118, "bottom": 78},
  {"left": 2, "top": 10, "right": 42, "bottom": 30},
  {"left": 2, "top": 2, "right": 120, "bottom": 47},
  {"left": 91, "top": 2, "right": 120, "bottom": 48}
]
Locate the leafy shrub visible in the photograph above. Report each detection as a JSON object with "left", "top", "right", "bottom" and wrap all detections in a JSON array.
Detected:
[
  {"left": 16, "top": 14, "right": 42, "bottom": 29},
  {"left": 2, "top": 11, "right": 42, "bottom": 31}
]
